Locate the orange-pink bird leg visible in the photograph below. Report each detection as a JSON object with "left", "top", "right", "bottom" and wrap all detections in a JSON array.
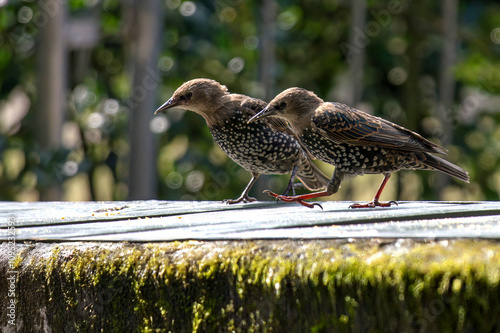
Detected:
[{"left": 349, "top": 174, "right": 398, "bottom": 208}]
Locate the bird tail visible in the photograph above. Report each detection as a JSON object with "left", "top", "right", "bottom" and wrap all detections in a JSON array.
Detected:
[
  {"left": 422, "top": 153, "right": 470, "bottom": 183},
  {"left": 296, "top": 156, "right": 331, "bottom": 190}
]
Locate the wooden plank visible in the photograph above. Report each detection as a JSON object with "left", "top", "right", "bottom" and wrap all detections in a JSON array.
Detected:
[
  {"left": 0, "top": 200, "right": 270, "bottom": 226},
  {"left": 1, "top": 201, "right": 500, "bottom": 241}
]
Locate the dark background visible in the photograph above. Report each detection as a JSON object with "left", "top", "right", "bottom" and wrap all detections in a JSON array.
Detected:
[{"left": 0, "top": 0, "right": 498, "bottom": 203}]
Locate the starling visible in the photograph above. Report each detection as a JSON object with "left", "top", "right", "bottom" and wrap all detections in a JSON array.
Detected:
[
  {"left": 155, "top": 79, "right": 329, "bottom": 206},
  {"left": 248, "top": 87, "right": 470, "bottom": 208}
]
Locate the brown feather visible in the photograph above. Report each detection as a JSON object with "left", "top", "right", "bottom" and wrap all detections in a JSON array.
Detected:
[{"left": 313, "top": 102, "right": 448, "bottom": 155}]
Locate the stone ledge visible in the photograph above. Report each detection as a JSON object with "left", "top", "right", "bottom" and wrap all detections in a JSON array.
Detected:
[{"left": 1, "top": 239, "right": 499, "bottom": 332}]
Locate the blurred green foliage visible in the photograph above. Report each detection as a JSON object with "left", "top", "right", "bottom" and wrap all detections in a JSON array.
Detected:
[{"left": 0, "top": 0, "right": 499, "bottom": 202}]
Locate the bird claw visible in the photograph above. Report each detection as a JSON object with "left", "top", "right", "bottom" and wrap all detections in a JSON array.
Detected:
[
  {"left": 349, "top": 200, "right": 398, "bottom": 209},
  {"left": 223, "top": 196, "right": 257, "bottom": 205},
  {"left": 263, "top": 189, "right": 280, "bottom": 198},
  {"left": 298, "top": 201, "right": 323, "bottom": 210},
  {"left": 263, "top": 190, "right": 323, "bottom": 210},
  {"left": 263, "top": 189, "right": 291, "bottom": 201}
]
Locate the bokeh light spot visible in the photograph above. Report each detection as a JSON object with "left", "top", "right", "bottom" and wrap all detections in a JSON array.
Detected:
[
  {"left": 186, "top": 170, "right": 205, "bottom": 192},
  {"left": 278, "top": 11, "right": 297, "bottom": 30},
  {"left": 104, "top": 99, "right": 119, "bottom": 115},
  {"left": 490, "top": 28, "right": 500, "bottom": 44},
  {"left": 388, "top": 67, "right": 407, "bottom": 85},
  {"left": 63, "top": 161, "right": 78, "bottom": 177},
  {"left": 166, "top": 0, "right": 181, "bottom": 9},
  {"left": 74, "top": 85, "right": 97, "bottom": 108},
  {"left": 228, "top": 57, "right": 244, "bottom": 74},
  {"left": 244, "top": 36, "right": 259, "bottom": 50},
  {"left": 158, "top": 56, "right": 174, "bottom": 72},
  {"left": 465, "top": 131, "right": 486, "bottom": 150},
  {"left": 180, "top": 1, "right": 196, "bottom": 17},
  {"left": 220, "top": 7, "right": 236, "bottom": 22},
  {"left": 18, "top": 6, "right": 33, "bottom": 24},
  {"left": 166, "top": 172, "right": 183, "bottom": 189},
  {"left": 387, "top": 37, "right": 407, "bottom": 55},
  {"left": 150, "top": 115, "right": 170, "bottom": 134},
  {"left": 87, "top": 112, "right": 104, "bottom": 129}
]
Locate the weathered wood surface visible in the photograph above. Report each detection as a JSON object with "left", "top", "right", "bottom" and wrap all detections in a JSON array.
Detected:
[{"left": 1, "top": 200, "right": 500, "bottom": 241}]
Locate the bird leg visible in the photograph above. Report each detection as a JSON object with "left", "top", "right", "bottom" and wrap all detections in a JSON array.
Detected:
[
  {"left": 223, "top": 172, "right": 259, "bottom": 204},
  {"left": 264, "top": 189, "right": 332, "bottom": 201},
  {"left": 270, "top": 166, "right": 322, "bottom": 208},
  {"left": 349, "top": 173, "right": 398, "bottom": 208},
  {"left": 263, "top": 189, "right": 325, "bottom": 209},
  {"left": 263, "top": 170, "right": 344, "bottom": 209},
  {"left": 281, "top": 165, "right": 299, "bottom": 196}
]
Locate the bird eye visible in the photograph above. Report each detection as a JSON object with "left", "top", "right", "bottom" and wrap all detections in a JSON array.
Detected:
[
  {"left": 278, "top": 102, "right": 287, "bottom": 110},
  {"left": 180, "top": 92, "right": 192, "bottom": 101}
]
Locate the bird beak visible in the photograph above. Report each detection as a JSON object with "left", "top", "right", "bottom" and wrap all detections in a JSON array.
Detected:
[
  {"left": 247, "top": 105, "right": 275, "bottom": 124},
  {"left": 154, "top": 97, "right": 178, "bottom": 114}
]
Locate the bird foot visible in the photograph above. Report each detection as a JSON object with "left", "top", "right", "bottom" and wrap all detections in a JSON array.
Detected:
[
  {"left": 349, "top": 200, "right": 398, "bottom": 209},
  {"left": 263, "top": 190, "right": 323, "bottom": 210},
  {"left": 223, "top": 195, "right": 257, "bottom": 205},
  {"left": 280, "top": 182, "right": 304, "bottom": 196}
]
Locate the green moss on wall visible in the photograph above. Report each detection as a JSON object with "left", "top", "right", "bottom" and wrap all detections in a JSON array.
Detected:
[{"left": 1, "top": 239, "right": 500, "bottom": 332}]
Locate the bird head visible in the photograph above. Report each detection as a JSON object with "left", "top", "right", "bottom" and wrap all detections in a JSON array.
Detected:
[
  {"left": 155, "top": 78, "right": 229, "bottom": 115},
  {"left": 248, "top": 87, "right": 323, "bottom": 131}
]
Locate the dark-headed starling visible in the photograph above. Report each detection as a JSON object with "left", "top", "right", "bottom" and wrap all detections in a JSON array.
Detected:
[
  {"left": 248, "top": 87, "right": 470, "bottom": 208},
  {"left": 155, "top": 79, "right": 329, "bottom": 206}
]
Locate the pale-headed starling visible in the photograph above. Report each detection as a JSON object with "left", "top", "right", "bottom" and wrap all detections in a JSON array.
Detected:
[
  {"left": 248, "top": 87, "right": 469, "bottom": 208},
  {"left": 155, "top": 79, "right": 329, "bottom": 207}
]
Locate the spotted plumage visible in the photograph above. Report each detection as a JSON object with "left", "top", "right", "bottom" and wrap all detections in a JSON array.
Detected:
[
  {"left": 248, "top": 87, "right": 469, "bottom": 208},
  {"left": 155, "top": 79, "right": 329, "bottom": 205},
  {"left": 211, "top": 107, "right": 301, "bottom": 174}
]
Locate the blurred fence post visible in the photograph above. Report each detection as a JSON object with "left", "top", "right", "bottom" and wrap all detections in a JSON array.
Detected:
[
  {"left": 256, "top": 0, "right": 278, "bottom": 195},
  {"left": 36, "top": 0, "right": 68, "bottom": 201},
  {"left": 437, "top": 0, "right": 458, "bottom": 195},
  {"left": 343, "top": 0, "right": 366, "bottom": 201},
  {"left": 347, "top": 0, "right": 366, "bottom": 108},
  {"left": 259, "top": 0, "right": 277, "bottom": 101},
  {"left": 127, "top": 0, "right": 163, "bottom": 200}
]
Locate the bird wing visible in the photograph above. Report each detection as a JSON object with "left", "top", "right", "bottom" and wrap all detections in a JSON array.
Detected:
[{"left": 312, "top": 102, "right": 448, "bottom": 154}]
